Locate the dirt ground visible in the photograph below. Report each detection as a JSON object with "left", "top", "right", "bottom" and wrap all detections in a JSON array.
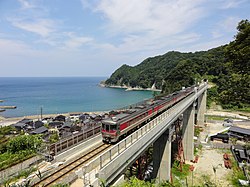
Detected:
[
  {"left": 189, "top": 149, "right": 232, "bottom": 186},
  {"left": 206, "top": 109, "right": 250, "bottom": 119},
  {"left": 190, "top": 110, "right": 250, "bottom": 187}
]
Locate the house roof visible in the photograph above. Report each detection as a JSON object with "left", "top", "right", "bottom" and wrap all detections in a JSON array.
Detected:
[
  {"left": 239, "top": 150, "right": 247, "bottom": 159},
  {"left": 62, "top": 122, "right": 73, "bottom": 128},
  {"left": 13, "top": 122, "right": 26, "bottom": 128},
  {"left": 34, "top": 121, "right": 44, "bottom": 125},
  {"left": 229, "top": 126, "right": 250, "bottom": 136},
  {"left": 26, "top": 125, "right": 33, "bottom": 129},
  {"left": 79, "top": 114, "right": 88, "bottom": 120},
  {"left": 233, "top": 144, "right": 244, "bottom": 150},
  {"left": 69, "top": 113, "right": 81, "bottom": 116},
  {"left": 55, "top": 115, "right": 66, "bottom": 118},
  {"left": 90, "top": 114, "right": 97, "bottom": 119},
  {"left": 19, "top": 118, "right": 32, "bottom": 124},
  {"left": 83, "top": 119, "right": 90, "bottom": 123},
  {"left": 247, "top": 150, "right": 250, "bottom": 156},
  {"left": 49, "top": 121, "right": 63, "bottom": 126},
  {"left": 31, "top": 126, "right": 48, "bottom": 134},
  {"left": 211, "top": 133, "right": 229, "bottom": 139}
]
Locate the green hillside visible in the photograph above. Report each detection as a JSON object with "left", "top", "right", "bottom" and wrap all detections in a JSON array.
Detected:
[{"left": 105, "top": 20, "right": 250, "bottom": 109}]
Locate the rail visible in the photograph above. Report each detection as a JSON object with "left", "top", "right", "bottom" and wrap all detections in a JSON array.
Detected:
[{"left": 31, "top": 144, "right": 111, "bottom": 187}]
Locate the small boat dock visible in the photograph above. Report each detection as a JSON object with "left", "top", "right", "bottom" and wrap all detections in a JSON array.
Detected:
[
  {"left": 0, "top": 106, "right": 17, "bottom": 109},
  {"left": 0, "top": 99, "right": 17, "bottom": 113}
]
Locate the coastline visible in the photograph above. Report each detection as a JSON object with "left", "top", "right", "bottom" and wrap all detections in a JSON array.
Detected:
[
  {"left": 99, "top": 83, "right": 162, "bottom": 92},
  {"left": 0, "top": 111, "right": 107, "bottom": 127}
]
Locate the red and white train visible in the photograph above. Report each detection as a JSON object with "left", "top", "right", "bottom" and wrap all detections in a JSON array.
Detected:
[{"left": 101, "top": 84, "right": 203, "bottom": 143}]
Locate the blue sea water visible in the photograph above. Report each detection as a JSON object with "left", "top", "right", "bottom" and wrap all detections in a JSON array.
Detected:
[{"left": 0, "top": 77, "right": 154, "bottom": 117}]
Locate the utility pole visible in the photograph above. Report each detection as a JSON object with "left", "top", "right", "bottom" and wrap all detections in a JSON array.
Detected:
[{"left": 40, "top": 107, "right": 43, "bottom": 120}]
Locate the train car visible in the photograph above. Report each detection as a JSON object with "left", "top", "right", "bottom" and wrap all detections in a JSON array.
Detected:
[{"left": 101, "top": 85, "right": 200, "bottom": 143}]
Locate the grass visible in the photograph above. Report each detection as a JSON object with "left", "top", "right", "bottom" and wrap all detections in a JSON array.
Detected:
[
  {"left": 205, "top": 115, "right": 244, "bottom": 121},
  {"left": 171, "top": 161, "right": 190, "bottom": 187},
  {"left": 0, "top": 150, "right": 36, "bottom": 171},
  {"left": 194, "top": 127, "right": 203, "bottom": 137},
  {"left": 2, "top": 167, "right": 37, "bottom": 186},
  {"left": 227, "top": 157, "right": 247, "bottom": 186},
  {"left": 237, "top": 107, "right": 250, "bottom": 113},
  {"left": 224, "top": 105, "right": 250, "bottom": 113},
  {"left": 206, "top": 115, "right": 227, "bottom": 121},
  {"left": 194, "top": 174, "right": 216, "bottom": 187},
  {"left": 51, "top": 184, "right": 70, "bottom": 187}
]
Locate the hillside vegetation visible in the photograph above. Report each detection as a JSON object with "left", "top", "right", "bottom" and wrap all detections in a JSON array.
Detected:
[{"left": 105, "top": 20, "right": 250, "bottom": 109}]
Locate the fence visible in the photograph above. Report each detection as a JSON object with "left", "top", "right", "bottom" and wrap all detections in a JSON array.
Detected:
[{"left": 49, "top": 126, "right": 101, "bottom": 156}]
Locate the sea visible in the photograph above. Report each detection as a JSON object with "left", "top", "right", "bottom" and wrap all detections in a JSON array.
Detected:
[{"left": 0, "top": 77, "right": 154, "bottom": 118}]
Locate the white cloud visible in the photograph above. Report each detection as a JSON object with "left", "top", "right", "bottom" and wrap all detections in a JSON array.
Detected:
[
  {"left": 220, "top": 0, "right": 247, "bottom": 9},
  {"left": 220, "top": 17, "right": 240, "bottom": 31},
  {"left": 81, "top": 0, "right": 99, "bottom": 9},
  {"left": 17, "top": 0, "right": 35, "bottom": 9},
  {"left": 181, "top": 39, "right": 229, "bottom": 52},
  {"left": 80, "top": 0, "right": 207, "bottom": 60},
  {"left": 10, "top": 18, "right": 55, "bottom": 37},
  {"left": 63, "top": 33, "right": 93, "bottom": 49},
  {"left": 0, "top": 38, "right": 43, "bottom": 57},
  {"left": 211, "top": 31, "right": 223, "bottom": 39},
  {"left": 210, "top": 16, "right": 240, "bottom": 39},
  {"left": 95, "top": 0, "right": 204, "bottom": 36}
]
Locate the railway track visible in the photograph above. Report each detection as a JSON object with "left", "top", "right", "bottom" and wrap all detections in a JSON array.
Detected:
[{"left": 32, "top": 143, "right": 111, "bottom": 187}]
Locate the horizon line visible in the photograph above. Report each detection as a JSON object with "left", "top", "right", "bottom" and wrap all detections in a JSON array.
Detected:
[{"left": 0, "top": 76, "right": 109, "bottom": 78}]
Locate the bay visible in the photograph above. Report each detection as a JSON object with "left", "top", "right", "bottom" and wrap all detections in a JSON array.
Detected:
[{"left": 0, "top": 77, "right": 153, "bottom": 117}]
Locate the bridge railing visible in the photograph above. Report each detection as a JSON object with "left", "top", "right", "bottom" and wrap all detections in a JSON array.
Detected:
[
  {"left": 81, "top": 83, "right": 207, "bottom": 186},
  {"left": 49, "top": 126, "right": 101, "bottom": 156}
]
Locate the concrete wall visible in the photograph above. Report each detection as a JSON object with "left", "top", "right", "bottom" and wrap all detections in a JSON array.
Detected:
[
  {"left": 0, "top": 155, "right": 41, "bottom": 184},
  {"left": 182, "top": 104, "right": 195, "bottom": 161},
  {"left": 153, "top": 130, "right": 171, "bottom": 182},
  {"left": 197, "top": 91, "right": 207, "bottom": 126},
  {"left": 54, "top": 134, "right": 102, "bottom": 163}
]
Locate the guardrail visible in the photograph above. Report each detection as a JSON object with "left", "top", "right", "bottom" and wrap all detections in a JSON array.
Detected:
[
  {"left": 80, "top": 84, "right": 207, "bottom": 186},
  {"left": 49, "top": 126, "right": 101, "bottom": 155}
]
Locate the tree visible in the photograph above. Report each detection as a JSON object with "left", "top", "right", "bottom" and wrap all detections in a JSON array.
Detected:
[
  {"left": 226, "top": 19, "right": 250, "bottom": 74},
  {"left": 219, "top": 19, "right": 250, "bottom": 107},
  {"left": 7, "top": 135, "right": 42, "bottom": 154},
  {"left": 49, "top": 133, "right": 59, "bottom": 143},
  {"left": 0, "top": 126, "right": 16, "bottom": 135}
]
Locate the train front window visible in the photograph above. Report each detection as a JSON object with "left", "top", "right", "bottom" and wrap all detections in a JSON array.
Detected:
[
  {"left": 110, "top": 125, "right": 117, "bottom": 131},
  {"left": 102, "top": 122, "right": 117, "bottom": 131},
  {"left": 102, "top": 123, "right": 106, "bottom": 130},
  {"left": 102, "top": 123, "right": 109, "bottom": 131}
]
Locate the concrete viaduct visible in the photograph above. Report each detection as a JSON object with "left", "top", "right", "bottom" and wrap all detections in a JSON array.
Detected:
[{"left": 79, "top": 82, "right": 207, "bottom": 186}]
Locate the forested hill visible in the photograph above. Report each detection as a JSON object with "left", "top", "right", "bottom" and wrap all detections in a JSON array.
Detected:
[
  {"left": 105, "top": 20, "right": 250, "bottom": 109},
  {"left": 105, "top": 47, "right": 225, "bottom": 91}
]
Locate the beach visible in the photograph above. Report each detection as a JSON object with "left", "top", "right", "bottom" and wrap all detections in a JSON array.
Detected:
[{"left": 0, "top": 111, "right": 107, "bottom": 127}]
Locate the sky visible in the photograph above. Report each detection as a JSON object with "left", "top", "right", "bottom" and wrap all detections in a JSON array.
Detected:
[{"left": 0, "top": 0, "right": 249, "bottom": 77}]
